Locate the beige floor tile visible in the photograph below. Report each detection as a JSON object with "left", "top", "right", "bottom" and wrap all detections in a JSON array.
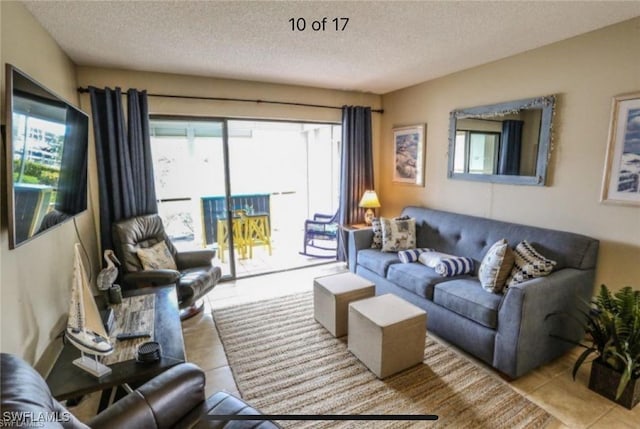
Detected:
[
  {"left": 510, "top": 369, "right": 553, "bottom": 395},
  {"left": 544, "top": 417, "right": 571, "bottom": 429},
  {"left": 204, "top": 366, "right": 239, "bottom": 398},
  {"left": 589, "top": 403, "right": 640, "bottom": 428},
  {"left": 183, "top": 327, "right": 221, "bottom": 351},
  {"left": 526, "top": 367, "right": 616, "bottom": 428},
  {"left": 187, "top": 343, "right": 228, "bottom": 371}
]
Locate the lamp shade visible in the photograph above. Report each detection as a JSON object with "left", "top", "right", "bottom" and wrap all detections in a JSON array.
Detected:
[{"left": 359, "top": 190, "right": 381, "bottom": 208}]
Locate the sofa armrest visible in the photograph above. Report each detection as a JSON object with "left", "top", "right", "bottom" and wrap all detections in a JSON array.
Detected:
[
  {"left": 176, "top": 249, "right": 216, "bottom": 269},
  {"left": 347, "top": 228, "right": 373, "bottom": 272},
  {"left": 124, "top": 270, "right": 181, "bottom": 288},
  {"left": 89, "top": 363, "right": 205, "bottom": 429},
  {"left": 494, "top": 268, "right": 595, "bottom": 378}
]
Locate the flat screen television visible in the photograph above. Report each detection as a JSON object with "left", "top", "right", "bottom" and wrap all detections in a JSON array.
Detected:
[{"left": 4, "top": 64, "right": 89, "bottom": 248}]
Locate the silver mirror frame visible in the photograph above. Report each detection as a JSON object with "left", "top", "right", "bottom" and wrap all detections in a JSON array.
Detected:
[{"left": 447, "top": 95, "right": 556, "bottom": 186}]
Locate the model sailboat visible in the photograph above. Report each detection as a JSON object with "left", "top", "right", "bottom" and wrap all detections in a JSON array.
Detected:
[{"left": 66, "top": 243, "right": 114, "bottom": 377}]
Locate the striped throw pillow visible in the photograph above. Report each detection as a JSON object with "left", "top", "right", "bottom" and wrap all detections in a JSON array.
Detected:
[
  {"left": 398, "top": 248, "right": 434, "bottom": 263},
  {"left": 506, "top": 241, "right": 556, "bottom": 287},
  {"left": 435, "top": 256, "right": 475, "bottom": 277}
]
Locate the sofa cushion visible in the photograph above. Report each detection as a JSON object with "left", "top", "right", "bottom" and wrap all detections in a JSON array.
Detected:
[
  {"left": 506, "top": 240, "right": 556, "bottom": 287},
  {"left": 137, "top": 240, "right": 178, "bottom": 271},
  {"left": 398, "top": 248, "right": 433, "bottom": 263},
  {"left": 386, "top": 263, "right": 468, "bottom": 300},
  {"left": 435, "top": 257, "right": 475, "bottom": 277},
  {"left": 357, "top": 249, "right": 401, "bottom": 277},
  {"left": 380, "top": 216, "right": 416, "bottom": 252},
  {"left": 433, "top": 279, "right": 503, "bottom": 329},
  {"left": 371, "top": 218, "right": 383, "bottom": 249},
  {"left": 418, "top": 250, "right": 456, "bottom": 268},
  {"left": 479, "top": 239, "right": 515, "bottom": 293}
]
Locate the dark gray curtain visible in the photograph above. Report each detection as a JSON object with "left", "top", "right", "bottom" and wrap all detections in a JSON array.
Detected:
[
  {"left": 498, "top": 120, "right": 524, "bottom": 175},
  {"left": 90, "top": 87, "right": 157, "bottom": 254},
  {"left": 56, "top": 107, "right": 88, "bottom": 214},
  {"left": 338, "top": 106, "right": 374, "bottom": 261}
]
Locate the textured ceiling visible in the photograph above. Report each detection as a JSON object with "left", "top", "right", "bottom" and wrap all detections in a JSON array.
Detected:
[{"left": 22, "top": 1, "right": 640, "bottom": 94}]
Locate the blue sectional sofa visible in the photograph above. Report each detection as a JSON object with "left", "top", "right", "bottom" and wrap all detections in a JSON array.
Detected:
[{"left": 348, "top": 206, "right": 599, "bottom": 378}]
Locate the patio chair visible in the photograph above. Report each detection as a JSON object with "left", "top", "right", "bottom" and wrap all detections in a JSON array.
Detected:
[{"left": 300, "top": 211, "right": 339, "bottom": 258}]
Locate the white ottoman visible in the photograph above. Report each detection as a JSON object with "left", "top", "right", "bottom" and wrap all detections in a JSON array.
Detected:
[
  {"left": 348, "top": 294, "right": 427, "bottom": 378},
  {"left": 313, "top": 272, "right": 375, "bottom": 337}
]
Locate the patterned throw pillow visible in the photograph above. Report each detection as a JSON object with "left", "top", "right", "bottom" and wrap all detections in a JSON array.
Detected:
[
  {"left": 506, "top": 241, "right": 556, "bottom": 287},
  {"left": 371, "top": 218, "right": 383, "bottom": 249},
  {"left": 435, "top": 256, "right": 475, "bottom": 277},
  {"left": 380, "top": 217, "right": 416, "bottom": 252},
  {"left": 397, "top": 248, "right": 434, "bottom": 263},
  {"left": 136, "top": 240, "right": 177, "bottom": 271},
  {"left": 479, "top": 239, "right": 515, "bottom": 293}
]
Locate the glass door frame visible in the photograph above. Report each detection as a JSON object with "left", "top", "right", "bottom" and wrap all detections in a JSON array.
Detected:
[
  {"left": 150, "top": 115, "right": 239, "bottom": 280},
  {"left": 150, "top": 115, "right": 342, "bottom": 281}
]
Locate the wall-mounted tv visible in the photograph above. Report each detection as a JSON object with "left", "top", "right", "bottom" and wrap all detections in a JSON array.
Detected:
[{"left": 4, "top": 64, "right": 89, "bottom": 249}]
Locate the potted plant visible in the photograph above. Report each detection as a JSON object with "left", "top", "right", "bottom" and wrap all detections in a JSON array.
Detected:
[{"left": 549, "top": 285, "right": 639, "bottom": 409}]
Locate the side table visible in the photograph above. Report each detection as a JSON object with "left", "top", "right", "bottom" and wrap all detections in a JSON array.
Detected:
[{"left": 46, "top": 285, "right": 185, "bottom": 409}]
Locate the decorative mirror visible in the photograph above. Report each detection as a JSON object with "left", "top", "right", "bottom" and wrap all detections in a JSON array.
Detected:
[{"left": 447, "top": 95, "right": 555, "bottom": 186}]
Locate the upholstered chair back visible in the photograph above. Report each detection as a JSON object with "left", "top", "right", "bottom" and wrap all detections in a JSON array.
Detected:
[{"left": 112, "top": 214, "right": 178, "bottom": 274}]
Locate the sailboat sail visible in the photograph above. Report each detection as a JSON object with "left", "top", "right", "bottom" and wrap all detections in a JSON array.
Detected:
[{"left": 66, "top": 243, "right": 113, "bottom": 355}]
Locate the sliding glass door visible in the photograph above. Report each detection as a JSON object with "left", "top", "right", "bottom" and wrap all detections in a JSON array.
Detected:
[{"left": 149, "top": 117, "right": 341, "bottom": 281}]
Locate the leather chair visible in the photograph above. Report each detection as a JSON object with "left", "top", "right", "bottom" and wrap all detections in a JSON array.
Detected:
[
  {"left": 0, "top": 353, "right": 280, "bottom": 428},
  {"left": 112, "top": 214, "right": 222, "bottom": 319}
]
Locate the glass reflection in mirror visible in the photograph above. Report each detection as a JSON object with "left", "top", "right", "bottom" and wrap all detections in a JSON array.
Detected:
[{"left": 448, "top": 95, "right": 555, "bottom": 186}]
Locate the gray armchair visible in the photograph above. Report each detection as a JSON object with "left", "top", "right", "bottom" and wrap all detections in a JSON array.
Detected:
[{"left": 112, "top": 214, "right": 222, "bottom": 319}]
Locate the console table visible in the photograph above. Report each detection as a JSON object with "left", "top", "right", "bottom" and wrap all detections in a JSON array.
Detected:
[{"left": 46, "top": 285, "right": 185, "bottom": 405}]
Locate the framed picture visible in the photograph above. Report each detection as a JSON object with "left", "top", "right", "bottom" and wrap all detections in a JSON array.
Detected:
[
  {"left": 393, "top": 124, "right": 425, "bottom": 186},
  {"left": 601, "top": 92, "right": 640, "bottom": 206}
]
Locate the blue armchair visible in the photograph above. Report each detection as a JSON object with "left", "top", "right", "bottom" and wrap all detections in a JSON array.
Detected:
[{"left": 300, "top": 211, "right": 339, "bottom": 258}]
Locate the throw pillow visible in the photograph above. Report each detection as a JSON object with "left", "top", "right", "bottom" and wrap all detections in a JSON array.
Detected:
[
  {"left": 380, "top": 216, "right": 416, "bottom": 252},
  {"left": 506, "top": 240, "right": 556, "bottom": 287},
  {"left": 136, "top": 240, "right": 177, "bottom": 271},
  {"left": 478, "top": 239, "right": 515, "bottom": 293},
  {"left": 370, "top": 218, "right": 383, "bottom": 249},
  {"left": 435, "top": 256, "right": 475, "bottom": 277},
  {"left": 397, "top": 248, "right": 434, "bottom": 263},
  {"left": 418, "top": 250, "right": 456, "bottom": 268}
]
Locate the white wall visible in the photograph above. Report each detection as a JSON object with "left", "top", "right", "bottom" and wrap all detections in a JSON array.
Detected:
[{"left": 380, "top": 18, "right": 640, "bottom": 291}]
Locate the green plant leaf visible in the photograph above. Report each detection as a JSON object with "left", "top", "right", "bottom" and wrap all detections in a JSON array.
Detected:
[{"left": 573, "top": 348, "right": 595, "bottom": 380}]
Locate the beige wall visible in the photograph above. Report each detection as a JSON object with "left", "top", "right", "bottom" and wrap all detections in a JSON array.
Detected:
[
  {"left": 0, "top": 2, "right": 99, "bottom": 370},
  {"left": 380, "top": 18, "right": 640, "bottom": 291}
]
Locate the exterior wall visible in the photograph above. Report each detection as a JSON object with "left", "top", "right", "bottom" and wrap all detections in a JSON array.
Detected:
[{"left": 380, "top": 18, "right": 640, "bottom": 291}]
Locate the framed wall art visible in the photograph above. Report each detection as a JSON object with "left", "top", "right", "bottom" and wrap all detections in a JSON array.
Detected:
[
  {"left": 392, "top": 124, "right": 425, "bottom": 186},
  {"left": 601, "top": 92, "right": 640, "bottom": 206}
]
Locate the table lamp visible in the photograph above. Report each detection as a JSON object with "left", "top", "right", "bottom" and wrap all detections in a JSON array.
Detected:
[{"left": 359, "top": 190, "right": 381, "bottom": 226}]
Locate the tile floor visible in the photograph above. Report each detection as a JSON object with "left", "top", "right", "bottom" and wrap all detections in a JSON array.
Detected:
[{"left": 70, "top": 263, "right": 639, "bottom": 427}]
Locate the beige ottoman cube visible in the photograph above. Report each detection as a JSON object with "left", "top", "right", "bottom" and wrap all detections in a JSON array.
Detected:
[
  {"left": 313, "top": 272, "right": 375, "bottom": 337},
  {"left": 348, "top": 294, "right": 427, "bottom": 378}
]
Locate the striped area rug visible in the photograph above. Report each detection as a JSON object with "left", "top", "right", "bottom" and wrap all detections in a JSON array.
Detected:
[{"left": 213, "top": 292, "right": 552, "bottom": 428}]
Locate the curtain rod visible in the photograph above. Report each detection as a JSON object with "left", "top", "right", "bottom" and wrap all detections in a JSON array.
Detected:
[{"left": 77, "top": 87, "right": 384, "bottom": 114}]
